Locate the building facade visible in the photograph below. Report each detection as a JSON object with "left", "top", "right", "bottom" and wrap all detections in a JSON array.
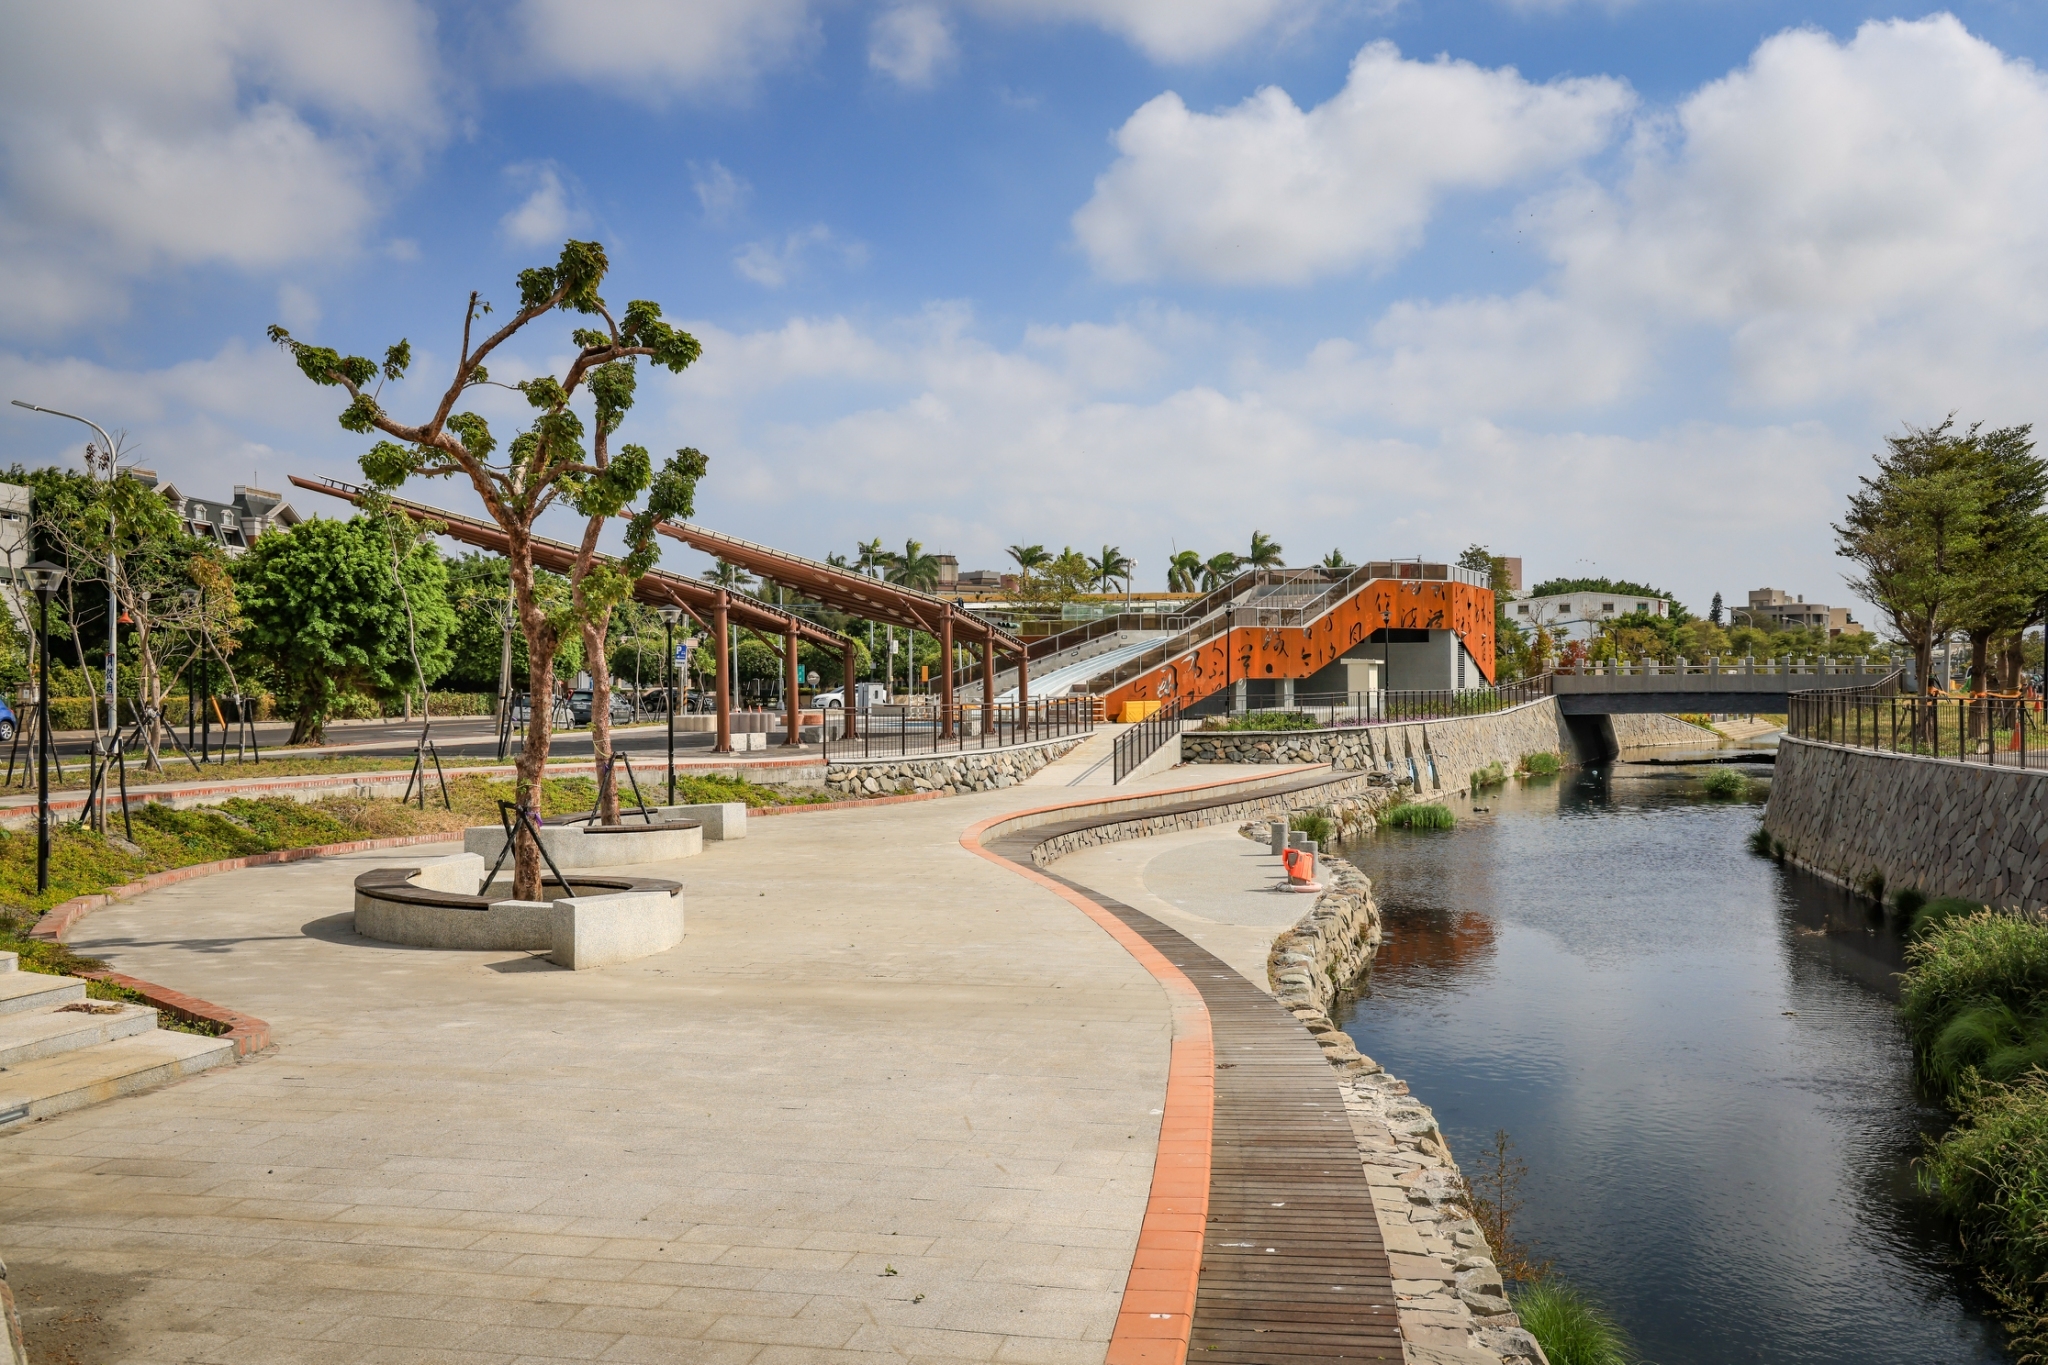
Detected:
[
  {"left": 1745, "top": 588, "right": 1863, "bottom": 637},
  {"left": 138, "top": 474, "right": 301, "bottom": 554},
  {"left": 1509, "top": 590, "right": 1669, "bottom": 640}
]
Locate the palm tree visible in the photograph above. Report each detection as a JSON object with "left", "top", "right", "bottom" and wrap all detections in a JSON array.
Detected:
[
  {"left": 1247, "top": 530, "right": 1284, "bottom": 569},
  {"left": 1167, "top": 550, "right": 1204, "bottom": 593},
  {"left": 702, "top": 560, "right": 756, "bottom": 590},
  {"left": 1090, "top": 544, "right": 1133, "bottom": 592},
  {"left": 855, "top": 538, "right": 886, "bottom": 578},
  {"left": 1007, "top": 543, "right": 1050, "bottom": 579},
  {"left": 1321, "top": 548, "right": 1350, "bottom": 570},
  {"left": 1202, "top": 552, "right": 1243, "bottom": 591},
  {"left": 884, "top": 538, "right": 941, "bottom": 591}
]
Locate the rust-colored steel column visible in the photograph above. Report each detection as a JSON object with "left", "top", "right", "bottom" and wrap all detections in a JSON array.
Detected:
[
  {"left": 714, "top": 590, "right": 732, "bottom": 754},
  {"left": 939, "top": 612, "right": 956, "bottom": 738},
  {"left": 842, "top": 645, "right": 859, "bottom": 740},
  {"left": 1015, "top": 644, "right": 1030, "bottom": 741},
  {"left": 785, "top": 620, "right": 801, "bottom": 747}
]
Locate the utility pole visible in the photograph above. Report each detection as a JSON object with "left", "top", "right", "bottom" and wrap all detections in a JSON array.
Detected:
[{"left": 11, "top": 402, "right": 120, "bottom": 733}]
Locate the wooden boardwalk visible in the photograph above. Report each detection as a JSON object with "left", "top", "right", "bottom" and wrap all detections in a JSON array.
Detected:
[{"left": 990, "top": 806, "right": 1403, "bottom": 1364}]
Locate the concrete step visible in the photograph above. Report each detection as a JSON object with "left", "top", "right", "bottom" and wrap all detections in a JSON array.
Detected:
[
  {"left": 0, "top": 1001, "right": 158, "bottom": 1066},
  {"left": 0, "top": 970, "right": 86, "bottom": 1015},
  {"left": 1, "top": 949, "right": 16, "bottom": 972},
  {"left": 0, "top": 1029, "right": 235, "bottom": 1128}
]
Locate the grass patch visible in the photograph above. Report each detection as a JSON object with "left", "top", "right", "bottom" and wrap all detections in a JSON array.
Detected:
[
  {"left": 1699, "top": 767, "right": 1748, "bottom": 798},
  {"left": 1288, "top": 810, "right": 1334, "bottom": 847},
  {"left": 1895, "top": 887, "right": 1928, "bottom": 920},
  {"left": 1747, "top": 824, "right": 1774, "bottom": 857},
  {"left": 1519, "top": 752, "right": 1562, "bottom": 778},
  {"left": 1902, "top": 910, "right": 2048, "bottom": 1104},
  {"left": 1205, "top": 710, "right": 1323, "bottom": 732},
  {"left": 1909, "top": 896, "right": 1990, "bottom": 941},
  {"left": 1469, "top": 761, "right": 1507, "bottom": 793},
  {"left": 1920, "top": 1071, "right": 2048, "bottom": 1362},
  {"left": 1513, "top": 1278, "right": 1633, "bottom": 1365},
  {"left": 1380, "top": 802, "right": 1456, "bottom": 831}
]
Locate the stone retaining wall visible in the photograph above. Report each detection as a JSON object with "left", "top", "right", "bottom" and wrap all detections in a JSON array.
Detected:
[
  {"left": 1183, "top": 698, "right": 1575, "bottom": 795},
  {"left": 1764, "top": 737, "right": 2048, "bottom": 912},
  {"left": 1027, "top": 774, "right": 1398, "bottom": 866},
  {"left": 824, "top": 734, "right": 1087, "bottom": 797},
  {"left": 1610, "top": 712, "right": 1720, "bottom": 747}
]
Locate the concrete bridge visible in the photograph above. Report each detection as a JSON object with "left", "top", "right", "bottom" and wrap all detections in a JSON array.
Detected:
[{"left": 1553, "top": 658, "right": 1902, "bottom": 715}]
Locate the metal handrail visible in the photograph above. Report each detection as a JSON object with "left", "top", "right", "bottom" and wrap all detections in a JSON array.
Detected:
[
  {"left": 821, "top": 697, "right": 1095, "bottom": 763},
  {"left": 1788, "top": 684, "right": 2040, "bottom": 769},
  {"left": 1237, "top": 675, "right": 1555, "bottom": 728},
  {"left": 1112, "top": 696, "right": 1186, "bottom": 784}
]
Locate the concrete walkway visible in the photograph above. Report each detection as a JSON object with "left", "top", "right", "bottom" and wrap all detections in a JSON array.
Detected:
[{"left": 1, "top": 780, "right": 1221, "bottom": 1365}]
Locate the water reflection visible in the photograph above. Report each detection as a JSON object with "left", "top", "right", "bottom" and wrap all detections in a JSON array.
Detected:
[{"left": 1338, "top": 758, "right": 2009, "bottom": 1365}]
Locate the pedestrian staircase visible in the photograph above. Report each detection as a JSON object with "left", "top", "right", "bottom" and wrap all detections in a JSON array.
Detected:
[{"left": 0, "top": 951, "right": 234, "bottom": 1129}]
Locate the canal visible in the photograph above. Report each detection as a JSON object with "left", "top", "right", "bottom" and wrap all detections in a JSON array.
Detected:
[{"left": 1336, "top": 749, "right": 2011, "bottom": 1364}]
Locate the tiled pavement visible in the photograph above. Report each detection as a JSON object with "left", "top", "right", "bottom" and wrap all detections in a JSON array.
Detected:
[{"left": 1, "top": 785, "right": 1191, "bottom": 1365}]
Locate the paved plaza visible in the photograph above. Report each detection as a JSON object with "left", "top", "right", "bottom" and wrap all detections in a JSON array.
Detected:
[{"left": 2, "top": 782, "right": 1223, "bottom": 1365}]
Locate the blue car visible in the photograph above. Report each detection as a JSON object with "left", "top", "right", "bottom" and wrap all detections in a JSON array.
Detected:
[{"left": 0, "top": 696, "right": 17, "bottom": 743}]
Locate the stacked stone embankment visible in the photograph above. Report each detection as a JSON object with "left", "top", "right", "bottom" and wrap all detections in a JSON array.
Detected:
[
  {"left": 1184, "top": 697, "right": 1575, "bottom": 795},
  {"left": 1250, "top": 829, "right": 1545, "bottom": 1365},
  {"left": 1765, "top": 737, "right": 2048, "bottom": 913},
  {"left": 1027, "top": 774, "right": 1397, "bottom": 865},
  {"left": 824, "top": 734, "right": 1084, "bottom": 797}
]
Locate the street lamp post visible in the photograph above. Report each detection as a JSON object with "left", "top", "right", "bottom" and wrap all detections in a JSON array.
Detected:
[
  {"left": 12, "top": 402, "right": 119, "bottom": 735},
  {"left": 658, "top": 605, "right": 682, "bottom": 806},
  {"left": 24, "top": 560, "right": 65, "bottom": 895}
]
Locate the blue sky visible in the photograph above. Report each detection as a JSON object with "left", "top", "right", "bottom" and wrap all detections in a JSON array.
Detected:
[{"left": 6, "top": 2, "right": 2048, "bottom": 623}]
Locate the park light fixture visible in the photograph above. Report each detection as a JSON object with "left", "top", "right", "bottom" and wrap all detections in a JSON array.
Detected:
[
  {"left": 657, "top": 604, "right": 683, "bottom": 805},
  {"left": 23, "top": 560, "right": 63, "bottom": 894}
]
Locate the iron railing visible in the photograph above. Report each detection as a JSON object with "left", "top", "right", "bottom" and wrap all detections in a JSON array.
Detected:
[
  {"left": 822, "top": 697, "right": 1095, "bottom": 762},
  {"left": 1222, "top": 674, "right": 1555, "bottom": 728},
  {"left": 1788, "top": 687, "right": 2045, "bottom": 769},
  {"left": 1112, "top": 696, "right": 1187, "bottom": 784},
  {"left": 1566, "top": 655, "right": 1898, "bottom": 678}
]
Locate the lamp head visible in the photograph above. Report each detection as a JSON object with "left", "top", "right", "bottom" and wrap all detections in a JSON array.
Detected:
[
  {"left": 23, "top": 559, "right": 64, "bottom": 601},
  {"left": 657, "top": 605, "right": 682, "bottom": 626}
]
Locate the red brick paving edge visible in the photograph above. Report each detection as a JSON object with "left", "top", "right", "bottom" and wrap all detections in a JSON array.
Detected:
[{"left": 78, "top": 969, "right": 272, "bottom": 1057}]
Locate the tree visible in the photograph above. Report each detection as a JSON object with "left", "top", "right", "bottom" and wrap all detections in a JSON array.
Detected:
[
  {"left": 1090, "top": 544, "right": 1132, "bottom": 593},
  {"left": 1247, "top": 529, "right": 1284, "bottom": 569},
  {"left": 1202, "top": 552, "right": 1243, "bottom": 591},
  {"left": 1167, "top": 550, "right": 1204, "bottom": 593},
  {"left": 1007, "top": 543, "right": 1050, "bottom": 579},
  {"left": 1946, "top": 424, "right": 2048, "bottom": 695},
  {"left": 1459, "top": 544, "right": 1530, "bottom": 681},
  {"left": 270, "top": 239, "right": 705, "bottom": 897},
  {"left": 856, "top": 538, "right": 887, "bottom": 577},
  {"left": 234, "top": 516, "right": 454, "bottom": 744},
  {"left": 883, "top": 539, "right": 940, "bottom": 591},
  {"left": 1709, "top": 591, "right": 1724, "bottom": 627},
  {"left": 1837, "top": 419, "right": 2003, "bottom": 693},
  {"left": 702, "top": 560, "right": 755, "bottom": 590},
  {"left": 1321, "top": 548, "right": 1350, "bottom": 570},
  {"left": 439, "top": 553, "right": 582, "bottom": 693}
]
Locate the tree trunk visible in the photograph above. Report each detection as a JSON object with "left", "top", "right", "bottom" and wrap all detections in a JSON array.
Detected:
[
  {"left": 290, "top": 703, "right": 323, "bottom": 746},
  {"left": 507, "top": 533, "right": 558, "bottom": 903},
  {"left": 2006, "top": 630, "right": 2028, "bottom": 694},
  {"left": 583, "top": 607, "right": 620, "bottom": 824}
]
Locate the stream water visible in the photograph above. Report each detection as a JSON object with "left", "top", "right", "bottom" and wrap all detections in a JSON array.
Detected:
[{"left": 1336, "top": 751, "right": 2010, "bottom": 1365}]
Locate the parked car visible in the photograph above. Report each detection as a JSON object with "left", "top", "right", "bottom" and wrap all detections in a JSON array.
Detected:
[
  {"left": 568, "top": 689, "right": 637, "bottom": 725},
  {"left": 811, "top": 683, "right": 892, "bottom": 710},
  {"left": 510, "top": 693, "right": 573, "bottom": 725},
  {"left": 0, "top": 695, "right": 17, "bottom": 743}
]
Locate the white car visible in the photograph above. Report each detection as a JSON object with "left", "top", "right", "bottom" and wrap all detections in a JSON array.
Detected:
[{"left": 811, "top": 683, "right": 892, "bottom": 710}]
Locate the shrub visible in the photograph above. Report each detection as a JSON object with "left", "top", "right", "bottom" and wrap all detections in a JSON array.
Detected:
[
  {"left": 1288, "top": 810, "right": 1334, "bottom": 847},
  {"left": 1699, "top": 767, "right": 1746, "bottom": 798},
  {"left": 1919, "top": 1070, "right": 2048, "bottom": 1355},
  {"left": 1894, "top": 887, "right": 1929, "bottom": 920},
  {"left": 1901, "top": 912, "right": 2048, "bottom": 1103},
  {"left": 1381, "top": 802, "right": 1456, "bottom": 831},
  {"left": 1747, "top": 825, "right": 1774, "bottom": 857},
  {"left": 1910, "top": 896, "right": 1989, "bottom": 940},
  {"left": 1513, "top": 1278, "right": 1632, "bottom": 1365},
  {"left": 1219, "top": 710, "right": 1321, "bottom": 732},
  {"left": 1859, "top": 869, "right": 1887, "bottom": 905},
  {"left": 1469, "top": 761, "right": 1506, "bottom": 793},
  {"left": 1520, "top": 752, "right": 1562, "bottom": 777}
]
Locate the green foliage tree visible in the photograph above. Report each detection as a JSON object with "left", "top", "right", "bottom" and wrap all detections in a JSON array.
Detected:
[
  {"left": 1246, "top": 529, "right": 1284, "bottom": 569},
  {"left": 1007, "top": 543, "right": 1050, "bottom": 579},
  {"left": 1089, "top": 544, "right": 1133, "bottom": 593},
  {"left": 269, "top": 240, "right": 705, "bottom": 887},
  {"left": 233, "top": 517, "right": 454, "bottom": 744},
  {"left": 1167, "top": 550, "right": 1204, "bottom": 593},
  {"left": 1201, "top": 551, "right": 1243, "bottom": 591},
  {"left": 883, "top": 539, "right": 941, "bottom": 591},
  {"left": 1321, "top": 548, "right": 1350, "bottom": 569}
]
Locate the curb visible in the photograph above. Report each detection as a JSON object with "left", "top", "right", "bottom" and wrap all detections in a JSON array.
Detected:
[
  {"left": 29, "top": 831, "right": 460, "bottom": 942},
  {"left": 753, "top": 791, "right": 948, "bottom": 816},
  {"left": 79, "top": 969, "right": 272, "bottom": 1057}
]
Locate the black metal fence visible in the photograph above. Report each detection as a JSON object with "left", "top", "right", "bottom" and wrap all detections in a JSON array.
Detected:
[
  {"left": 1112, "top": 696, "right": 1186, "bottom": 784},
  {"left": 822, "top": 697, "right": 1095, "bottom": 762},
  {"left": 1789, "top": 689, "right": 2045, "bottom": 769},
  {"left": 1252, "top": 674, "right": 1555, "bottom": 728}
]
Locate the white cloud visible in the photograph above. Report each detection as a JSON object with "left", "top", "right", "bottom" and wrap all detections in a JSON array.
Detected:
[
  {"left": 499, "top": 163, "right": 587, "bottom": 249},
  {"left": 691, "top": 161, "right": 752, "bottom": 226},
  {"left": 1537, "top": 15, "right": 2048, "bottom": 413},
  {"left": 0, "top": 0, "right": 443, "bottom": 334},
  {"left": 275, "top": 283, "right": 322, "bottom": 332},
  {"left": 1073, "top": 41, "right": 1634, "bottom": 284},
  {"left": 733, "top": 226, "right": 866, "bottom": 288},
  {"left": 514, "top": 0, "right": 818, "bottom": 102},
  {"left": 871, "top": 6, "right": 958, "bottom": 87},
  {"left": 972, "top": 0, "right": 1332, "bottom": 63}
]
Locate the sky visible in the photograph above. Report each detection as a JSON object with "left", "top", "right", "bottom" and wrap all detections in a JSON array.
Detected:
[{"left": 5, "top": 1, "right": 2048, "bottom": 622}]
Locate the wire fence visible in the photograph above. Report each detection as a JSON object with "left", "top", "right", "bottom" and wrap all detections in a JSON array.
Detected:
[
  {"left": 821, "top": 697, "right": 1095, "bottom": 762},
  {"left": 1789, "top": 689, "right": 2047, "bottom": 769}
]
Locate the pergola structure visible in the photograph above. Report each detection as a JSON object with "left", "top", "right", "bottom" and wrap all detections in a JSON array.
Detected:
[
  {"left": 651, "top": 522, "right": 1027, "bottom": 738},
  {"left": 290, "top": 476, "right": 856, "bottom": 754}
]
